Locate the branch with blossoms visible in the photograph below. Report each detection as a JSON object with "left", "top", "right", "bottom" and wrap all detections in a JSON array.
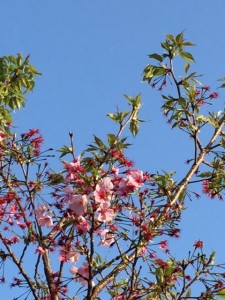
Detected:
[{"left": 0, "top": 33, "right": 225, "bottom": 300}]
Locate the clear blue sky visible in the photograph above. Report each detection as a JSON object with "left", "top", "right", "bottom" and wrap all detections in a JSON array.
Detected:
[{"left": 1, "top": 0, "right": 225, "bottom": 298}]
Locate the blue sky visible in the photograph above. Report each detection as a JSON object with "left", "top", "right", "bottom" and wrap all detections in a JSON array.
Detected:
[{"left": 1, "top": 0, "right": 225, "bottom": 298}]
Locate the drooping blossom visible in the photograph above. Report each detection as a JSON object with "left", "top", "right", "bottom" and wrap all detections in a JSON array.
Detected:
[
  {"left": 63, "top": 187, "right": 88, "bottom": 215},
  {"left": 140, "top": 246, "right": 147, "bottom": 255},
  {"left": 202, "top": 180, "right": 217, "bottom": 199},
  {"left": 33, "top": 204, "right": 48, "bottom": 217},
  {"left": 209, "top": 92, "right": 219, "bottom": 99},
  {"left": 115, "top": 177, "right": 130, "bottom": 197},
  {"left": 63, "top": 186, "right": 74, "bottom": 200},
  {"left": 16, "top": 221, "right": 28, "bottom": 230}
]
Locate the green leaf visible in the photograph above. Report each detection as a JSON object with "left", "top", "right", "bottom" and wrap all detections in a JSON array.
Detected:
[
  {"left": 129, "top": 120, "right": 139, "bottom": 137},
  {"left": 178, "top": 97, "right": 186, "bottom": 108},
  {"left": 148, "top": 53, "right": 163, "bottom": 62},
  {"left": 217, "top": 289, "right": 225, "bottom": 299},
  {"left": 107, "top": 113, "right": 118, "bottom": 122},
  {"left": 124, "top": 94, "right": 134, "bottom": 102},
  {"left": 107, "top": 133, "right": 117, "bottom": 147},
  {"left": 184, "top": 63, "right": 190, "bottom": 73},
  {"left": 184, "top": 289, "right": 191, "bottom": 299},
  {"left": 219, "top": 83, "right": 225, "bottom": 88},
  {"left": 197, "top": 171, "right": 212, "bottom": 178},
  {"left": 175, "top": 32, "right": 184, "bottom": 45},
  {"left": 166, "top": 34, "right": 176, "bottom": 42},
  {"left": 143, "top": 65, "right": 166, "bottom": 82},
  {"left": 180, "top": 51, "right": 195, "bottom": 62},
  {"left": 48, "top": 172, "right": 64, "bottom": 185},
  {"left": 94, "top": 135, "right": 106, "bottom": 149},
  {"left": 58, "top": 145, "right": 73, "bottom": 158}
]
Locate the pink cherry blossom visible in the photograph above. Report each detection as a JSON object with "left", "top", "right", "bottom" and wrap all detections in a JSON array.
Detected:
[
  {"left": 35, "top": 246, "right": 45, "bottom": 255},
  {"left": 38, "top": 216, "right": 53, "bottom": 228},
  {"left": 94, "top": 177, "right": 113, "bottom": 203},
  {"left": 111, "top": 166, "right": 119, "bottom": 176},
  {"left": 115, "top": 177, "right": 130, "bottom": 197},
  {"left": 58, "top": 250, "right": 79, "bottom": 263},
  {"left": 64, "top": 155, "right": 86, "bottom": 180},
  {"left": 33, "top": 204, "right": 48, "bottom": 217},
  {"left": 69, "top": 194, "right": 87, "bottom": 215},
  {"left": 97, "top": 202, "right": 115, "bottom": 223},
  {"left": 115, "top": 169, "right": 143, "bottom": 197},
  {"left": 63, "top": 186, "right": 74, "bottom": 201},
  {"left": 70, "top": 262, "right": 89, "bottom": 285},
  {"left": 126, "top": 169, "right": 143, "bottom": 189},
  {"left": 33, "top": 205, "right": 53, "bottom": 228}
]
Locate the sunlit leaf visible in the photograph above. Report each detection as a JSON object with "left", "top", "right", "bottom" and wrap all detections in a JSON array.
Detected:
[{"left": 180, "top": 51, "right": 195, "bottom": 62}]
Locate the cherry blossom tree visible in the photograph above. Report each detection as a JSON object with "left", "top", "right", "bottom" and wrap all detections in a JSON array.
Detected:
[{"left": 1, "top": 33, "right": 225, "bottom": 300}]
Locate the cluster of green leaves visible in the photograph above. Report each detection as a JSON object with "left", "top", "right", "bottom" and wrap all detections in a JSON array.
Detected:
[
  {"left": 143, "top": 32, "right": 195, "bottom": 85},
  {"left": 107, "top": 94, "right": 143, "bottom": 137},
  {"left": 148, "top": 249, "right": 225, "bottom": 300},
  {"left": 0, "top": 54, "right": 40, "bottom": 132}
]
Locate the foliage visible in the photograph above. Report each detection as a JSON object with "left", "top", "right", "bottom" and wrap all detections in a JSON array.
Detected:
[{"left": 0, "top": 33, "right": 225, "bottom": 300}]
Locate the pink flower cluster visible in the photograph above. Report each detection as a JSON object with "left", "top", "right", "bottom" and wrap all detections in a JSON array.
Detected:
[
  {"left": 114, "top": 169, "right": 144, "bottom": 197},
  {"left": 21, "top": 128, "right": 43, "bottom": 156},
  {"left": 37, "top": 153, "right": 145, "bottom": 287},
  {"left": 64, "top": 186, "right": 88, "bottom": 215},
  {"left": 94, "top": 177, "right": 114, "bottom": 223}
]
